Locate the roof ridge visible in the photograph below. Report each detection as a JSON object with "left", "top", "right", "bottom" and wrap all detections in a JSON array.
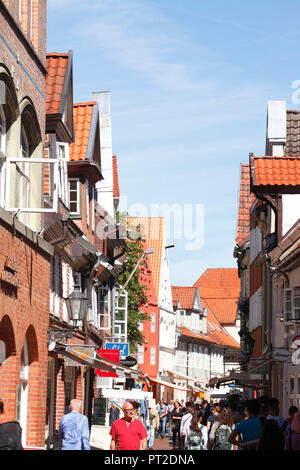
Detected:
[
  {"left": 73, "top": 101, "right": 97, "bottom": 107},
  {"left": 46, "top": 52, "right": 69, "bottom": 57}
]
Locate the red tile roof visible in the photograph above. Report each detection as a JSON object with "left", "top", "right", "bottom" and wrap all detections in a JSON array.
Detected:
[
  {"left": 126, "top": 217, "right": 165, "bottom": 300},
  {"left": 194, "top": 268, "right": 240, "bottom": 289},
  {"left": 69, "top": 102, "right": 96, "bottom": 161},
  {"left": 112, "top": 155, "right": 120, "bottom": 198},
  {"left": 46, "top": 53, "right": 69, "bottom": 114},
  {"left": 171, "top": 286, "right": 198, "bottom": 310},
  {"left": 250, "top": 155, "right": 300, "bottom": 189},
  {"left": 194, "top": 269, "right": 240, "bottom": 325},
  {"left": 236, "top": 164, "right": 256, "bottom": 246}
]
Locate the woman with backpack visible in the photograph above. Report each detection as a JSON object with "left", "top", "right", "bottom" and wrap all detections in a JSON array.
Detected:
[
  {"left": 208, "top": 407, "right": 233, "bottom": 450},
  {"left": 186, "top": 411, "right": 208, "bottom": 450}
]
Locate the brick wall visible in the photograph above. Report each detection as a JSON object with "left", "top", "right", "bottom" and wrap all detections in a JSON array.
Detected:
[
  {"left": 0, "top": 220, "right": 51, "bottom": 447},
  {"left": 0, "top": 1, "right": 46, "bottom": 137}
]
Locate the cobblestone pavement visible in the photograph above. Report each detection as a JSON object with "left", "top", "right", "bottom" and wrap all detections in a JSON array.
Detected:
[{"left": 150, "top": 433, "right": 182, "bottom": 451}]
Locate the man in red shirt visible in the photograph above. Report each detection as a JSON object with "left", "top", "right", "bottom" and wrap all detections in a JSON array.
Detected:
[{"left": 110, "top": 401, "right": 148, "bottom": 450}]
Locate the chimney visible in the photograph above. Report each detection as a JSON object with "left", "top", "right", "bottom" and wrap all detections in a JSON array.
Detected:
[
  {"left": 92, "top": 91, "right": 114, "bottom": 217},
  {"left": 266, "top": 100, "right": 286, "bottom": 156}
]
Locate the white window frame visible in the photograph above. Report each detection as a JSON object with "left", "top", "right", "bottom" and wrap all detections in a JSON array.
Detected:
[
  {"left": 97, "top": 286, "right": 111, "bottom": 331},
  {"left": 5, "top": 157, "right": 58, "bottom": 213},
  {"left": 86, "top": 179, "right": 89, "bottom": 227},
  {"left": 113, "top": 287, "right": 128, "bottom": 343},
  {"left": 151, "top": 312, "right": 156, "bottom": 333},
  {"left": 293, "top": 286, "right": 300, "bottom": 321},
  {"left": 92, "top": 186, "right": 95, "bottom": 232},
  {"left": 57, "top": 142, "right": 69, "bottom": 208},
  {"left": 137, "top": 344, "right": 144, "bottom": 364},
  {"left": 68, "top": 177, "right": 81, "bottom": 216},
  {"left": 150, "top": 346, "right": 156, "bottom": 365}
]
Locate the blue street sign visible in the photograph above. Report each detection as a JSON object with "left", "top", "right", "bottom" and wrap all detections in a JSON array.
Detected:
[{"left": 105, "top": 342, "right": 129, "bottom": 358}]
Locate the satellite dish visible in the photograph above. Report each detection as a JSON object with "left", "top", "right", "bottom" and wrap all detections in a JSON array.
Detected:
[{"left": 202, "top": 308, "right": 208, "bottom": 318}]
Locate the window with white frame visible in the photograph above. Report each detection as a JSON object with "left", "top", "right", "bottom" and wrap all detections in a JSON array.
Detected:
[
  {"left": 150, "top": 346, "right": 156, "bottom": 365},
  {"left": 151, "top": 312, "right": 156, "bottom": 333},
  {"left": 57, "top": 142, "right": 69, "bottom": 207},
  {"left": 86, "top": 179, "right": 89, "bottom": 227},
  {"left": 92, "top": 186, "right": 95, "bottom": 232},
  {"left": 137, "top": 344, "right": 144, "bottom": 364},
  {"left": 284, "top": 287, "right": 300, "bottom": 321},
  {"left": 68, "top": 178, "right": 81, "bottom": 216},
  {"left": 177, "top": 309, "right": 185, "bottom": 327},
  {"left": 113, "top": 288, "right": 128, "bottom": 343},
  {"left": 16, "top": 124, "right": 30, "bottom": 225},
  {"left": 97, "top": 286, "right": 111, "bottom": 330}
]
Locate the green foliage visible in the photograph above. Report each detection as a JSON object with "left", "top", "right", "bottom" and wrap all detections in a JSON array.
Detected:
[{"left": 117, "top": 216, "right": 150, "bottom": 354}]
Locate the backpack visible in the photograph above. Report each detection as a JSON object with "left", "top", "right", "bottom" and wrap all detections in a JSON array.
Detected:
[{"left": 214, "top": 424, "right": 232, "bottom": 450}]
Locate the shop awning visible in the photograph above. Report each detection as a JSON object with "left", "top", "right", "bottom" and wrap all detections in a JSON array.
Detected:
[
  {"left": 53, "top": 343, "right": 141, "bottom": 379},
  {"left": 166, "top": 369, "right": 209, "bottom": 391},
  {"left": 145, "top": 375, "right": 193, "bottom": 392},
  {"left": 208, "top": 358, "right": 273, "bottom": 389}
]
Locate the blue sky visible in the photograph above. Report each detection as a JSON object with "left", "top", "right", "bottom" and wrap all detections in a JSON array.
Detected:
[{"left": 48, "top": 0, "right": 300, "bottom": 285}]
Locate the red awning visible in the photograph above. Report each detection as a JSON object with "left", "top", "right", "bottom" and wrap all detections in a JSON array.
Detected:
[{"left": 147, "top": 376, "right": 193, "bottom": 392}]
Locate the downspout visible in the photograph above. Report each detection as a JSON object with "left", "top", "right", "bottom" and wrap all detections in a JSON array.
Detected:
[{"left": 50, "top": 218, "right": 69, "bottom": 245}]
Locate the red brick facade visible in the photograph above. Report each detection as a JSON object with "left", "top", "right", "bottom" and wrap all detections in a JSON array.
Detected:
[{"left": 0, "top": 218, "right": 52, "bottom": 447}]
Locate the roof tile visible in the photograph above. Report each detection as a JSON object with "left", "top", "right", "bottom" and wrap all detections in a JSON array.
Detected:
[
  {"left": 69, "top": 102, "right": 96, "bottom": 161},
  {"left": 46, "top": 53, "right": 69, "bottom": 114}
]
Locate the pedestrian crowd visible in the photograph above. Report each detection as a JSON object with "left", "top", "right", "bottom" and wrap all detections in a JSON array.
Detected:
[
  {"left": 147, "top": 395, "right": 300, "bottom": 451},
  {"left": 1, "top": 394, "right": 300, "bottom": 451}
]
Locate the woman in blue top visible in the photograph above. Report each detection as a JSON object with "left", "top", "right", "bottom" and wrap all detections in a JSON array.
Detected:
[{"left": 228, "top": 399, "right": 262, "bottom": 450}]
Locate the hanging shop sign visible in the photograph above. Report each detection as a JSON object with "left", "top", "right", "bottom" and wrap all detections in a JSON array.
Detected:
[
  {"left": 64, "top": 346, "right": 95, "bottom": 367},
  {"left": 105, "top": 342, "right": 129, "bottom": 358},
  {"left": 119, "top": 356, "right": 137, "bottom": 367},
  {"left": 0, "top": 256, "right": 21, "bottom": 288},
  {"left": 96, "top": 349, "right": 120, "bottom": 378}
]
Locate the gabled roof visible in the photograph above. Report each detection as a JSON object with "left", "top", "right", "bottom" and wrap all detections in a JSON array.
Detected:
[
  {"left": 194, "top": 269, "right": 240, "bottom": 325},
  {"left": 126, "top": 217, "right": 164, "bottom": 300},
  {"left": 236, "top": 164, "right": 255, "bottom": 246},
  {"left": 250, "top": 155, "right": 300, "bottom": 193},
  {"left": 194, "top": 268, "right": 240, "bottom": 289},
  {"left": 46, "top": 52, "right": 69, "bottom": 114},
  {"left": 112, "top": 155, "right": 120, "bottom": 198},
  {"left": 69, "top": 101, "right": 98, "bottom": 161},
  {"left": 171, "top": 286, "right": 201, "bottom": 311},
  {"left": 46, "top": 51, "right": 74, "bottom": 142},
  {"left": 180, "top": 303, "right": 240, "bottom": 349}
]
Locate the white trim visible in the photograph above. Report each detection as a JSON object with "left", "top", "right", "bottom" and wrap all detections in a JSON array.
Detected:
[{"left": 68, "top": 177, "right": 81, "bottom": 216}]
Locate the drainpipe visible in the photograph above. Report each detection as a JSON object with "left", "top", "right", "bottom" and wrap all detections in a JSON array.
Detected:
[{"left": 50, "top": 217, "right": 69, "bottom": 245}]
